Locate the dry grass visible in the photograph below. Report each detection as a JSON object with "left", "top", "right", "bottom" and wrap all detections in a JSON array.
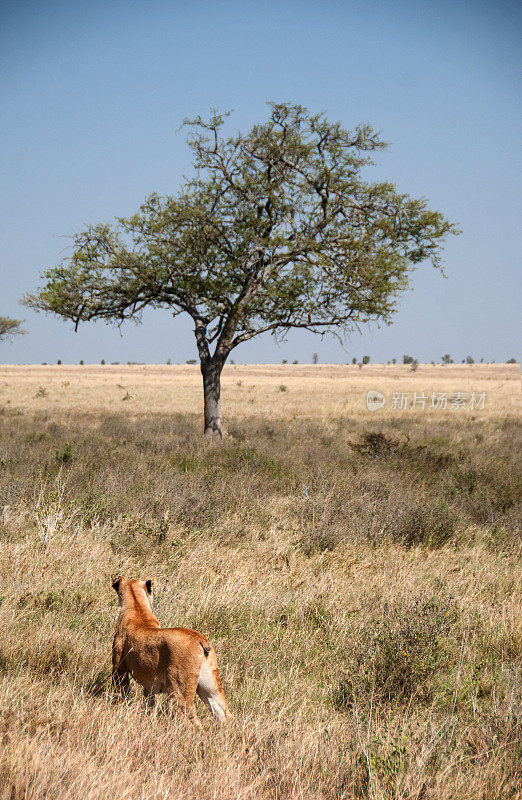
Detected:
[{"left": 0, "top": 364, "right": 520, "bottom": 799}]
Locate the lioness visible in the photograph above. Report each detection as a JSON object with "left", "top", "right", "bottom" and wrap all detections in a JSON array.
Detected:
[{"left": 111, "top": 576, "right": 229, "bottom": 725}]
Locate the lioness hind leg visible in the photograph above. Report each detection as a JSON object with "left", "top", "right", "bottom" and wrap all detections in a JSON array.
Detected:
[
  {"left": 111, "top": 668, "right": 130, "bottom": 701},
  {"left": 165, "top": 682, "right": 201, "bottom": 728},
  {"left": 143, "top": 687, "right": 157, "bottom": 711},
  {"left": 196, "top": 654, "right": 229, "bottom": 723}
]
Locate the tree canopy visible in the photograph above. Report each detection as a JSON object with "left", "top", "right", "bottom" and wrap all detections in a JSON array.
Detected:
[
  {"left": 24, "top": 103, "right": 459, "bottom": 435},
  {"left": 0, "top": 317, "right": 26, "bottom": 342}
]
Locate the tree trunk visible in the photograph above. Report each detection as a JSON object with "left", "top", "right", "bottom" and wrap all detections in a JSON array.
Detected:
[{"left": 201, "top": 359, "right": 223, "bottom": 438}]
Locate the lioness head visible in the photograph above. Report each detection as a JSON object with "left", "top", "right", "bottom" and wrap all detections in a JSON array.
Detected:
[{"left": 112, "top": 575, "right": 156, "bottom": 607}]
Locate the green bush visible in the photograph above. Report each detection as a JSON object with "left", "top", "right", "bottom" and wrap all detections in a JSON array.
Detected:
[
  {"left": 388, "top": 500, "right": 458, "bottom": 547},
  {"left": 334, "top": 594, "right": 458, "bottom": 708},
  {"left": 352, "top": 431, "right": 399, "bottom": 459},
  {"left": 55, "top": 442, "right": 73, "bottom": 463}
]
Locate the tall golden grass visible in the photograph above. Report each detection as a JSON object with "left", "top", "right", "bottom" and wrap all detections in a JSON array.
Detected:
[{"left": 0, "top": 364, "right": 520, "bottom": 799}]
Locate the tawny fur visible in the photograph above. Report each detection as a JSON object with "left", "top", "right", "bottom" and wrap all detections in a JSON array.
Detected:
[{"left": 111, "top": 576, "right": 229, "bottom": 726}]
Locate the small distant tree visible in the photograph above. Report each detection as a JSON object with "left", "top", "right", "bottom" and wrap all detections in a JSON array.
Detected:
[
  {"left": 506, "top": 358, "right": 516, "bottom": 364},
  {"left": 441, "top": 354, "right": 453, "bottom": 365},
  {"left": 101, "top": 358, "right": 106, "bottom": 364},
  {"left": 57, "top": 359, "right": 62, "bottom": 365},
  {"left": 23, "top": 104, "right": 457, "bottom": 437},
  {"left": 362, "top": 355, "right": 370, "bottom": 364},
  {"left": 0, "top": 316, "right": 26, "bottom": 342},
  {"left": 79, "top": 360, "right": 84, "bottom": 365},
  {"left": 186, "top": 359, "right": 197, "bottom": 365},
  {"left": 465, "top": 355, "right": 474, "bottom": 364},
  {"left": 312, "top": 353, "right": 319, "bottom": 365},
  {"left": 411, "top": 358, "right": 419, "bottom": 372},
  {"left": 282, "top": 359, "right": 288, "bottom": 364},
  {"left": 403, "top": 354, "right": 414, "bottom": 364},
  {"left": 292, "top": 359, "right": 298, "bottom": 364},
  {"left": 352, "top": 357, "right": 357, "bottom": 365}
]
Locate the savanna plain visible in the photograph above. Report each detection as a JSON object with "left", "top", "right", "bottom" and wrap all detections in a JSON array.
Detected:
[{"left": 0, "top": 363, "right": 520, "bottom": 800}]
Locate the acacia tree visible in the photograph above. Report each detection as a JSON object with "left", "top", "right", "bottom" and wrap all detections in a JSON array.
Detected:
[
  {"left": 24, "top": 104, "right": 458, "bottom": 436},
  {"left": 0, "top": 317, "right": 26, "bottom": 342}
]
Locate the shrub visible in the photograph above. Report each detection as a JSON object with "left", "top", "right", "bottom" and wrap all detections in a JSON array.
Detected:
[
  {"left": 55, "top": 442, "right": 73, "bottom": 464},
  {"left": 352, "top": 431, "right": 399, "bottom": 459},
  {"left": 334, "top": 593, "right": 458, "bottom": 707},
  {"left": 388, "top": 500, "right": 458, "bottom": 547}
]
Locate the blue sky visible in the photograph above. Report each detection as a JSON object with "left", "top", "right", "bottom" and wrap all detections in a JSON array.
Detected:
[{"left": 1, "top": 0, "right": 520, "bottom": 364}]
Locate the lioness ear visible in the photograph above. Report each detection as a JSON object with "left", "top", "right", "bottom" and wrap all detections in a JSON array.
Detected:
[
  {"left": 145, "top": 578, "right": 156, "bottom": 595},
  {"left": 112, "top": 575, "right": 125, "bottom": 593}
]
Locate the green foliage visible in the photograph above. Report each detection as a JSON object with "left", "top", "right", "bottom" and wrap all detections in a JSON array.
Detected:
[
  {"left": 0, "top": 316, "right": 26, "bottom": 342},
  {"left": 170, "top": 453, "right": 203, "bottom": 473},
  {"left": 23, "top": 104, "right": 458, "bottom": 370},
  {"left": 334, "top": 594, "right": 458, "bottom": 707},
  {"left": 388, "top": 500, "right": 458, "bottom": 547},
  {"left": 55, "top": 442, "right": 73, "bottom": 464},
  {"left": 352, "top": 431, "right": 399, "bottom": 458}
]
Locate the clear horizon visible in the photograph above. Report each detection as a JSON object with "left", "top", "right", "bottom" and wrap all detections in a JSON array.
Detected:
[{"left": 1, "top": 0, "right": 521, "bottom": 366}]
